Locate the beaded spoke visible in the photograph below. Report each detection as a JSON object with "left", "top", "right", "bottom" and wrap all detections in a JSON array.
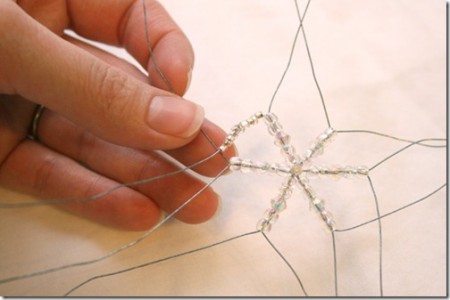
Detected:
[{"left": 222, "top": 112, "right": 369, "bottom": 232}]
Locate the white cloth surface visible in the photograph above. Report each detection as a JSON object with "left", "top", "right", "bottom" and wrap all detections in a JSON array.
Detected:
[{"left": 0, "top": 0, "right": 446, "bottom": 296}]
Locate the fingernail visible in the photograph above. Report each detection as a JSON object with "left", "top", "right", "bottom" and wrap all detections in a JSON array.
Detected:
[
  {"left": 148, "top": 96, "right": 204, "bottom": 138},
  {"left": 185, "top": 68, "right": 193, "bottom": 93}
]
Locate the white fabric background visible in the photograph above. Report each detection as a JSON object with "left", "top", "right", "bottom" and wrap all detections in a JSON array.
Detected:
[{"left": 0, "top": 0, "right": 446, "bottom": 296}]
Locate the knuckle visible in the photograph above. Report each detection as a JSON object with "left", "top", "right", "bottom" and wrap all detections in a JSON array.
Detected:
[
  {"left": 76, "top": 128, "right": 98, "bottom": 164},
  {"left": 88, "top": 62, "right": 139, "bottom": 120}
]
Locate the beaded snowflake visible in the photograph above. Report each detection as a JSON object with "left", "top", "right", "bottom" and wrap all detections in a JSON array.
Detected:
[{"left": 219, "top": 112, "right": 369, "bottom": 232}]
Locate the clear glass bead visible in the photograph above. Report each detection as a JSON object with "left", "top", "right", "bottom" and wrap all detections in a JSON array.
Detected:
[
  {"left": 264, "top": 112, "right": 278, "bottom": 124},
  {"left": 328, "top": 165, "right": 343, "bottom": 180},
  {"left": 253, "top": 161, "right": 269, "bottom": 173},
  {"left": 264, "top": 208, "right": 279, "bottom": 223},
  {"left": 271, "top": 198, "right": 287, "bottom": 212},
  {"left": 324, "top": 127, "right": 336, "bottom": 138},
  {"left": 281, "top": 145, "right": 296, "bottom": 161},
  {"left": 257, "top": 218, "right": 272, "bottom": 232},
  {"left": 343, "top": 165, "right": 357, "bottom": 176},
  {"left": 304, "top": 149, "right": 313, "bottom": 160},
  {"left": 255, "top": 111, "right": 264, "bottom": 119},
  {"left": 319, "top": 210, "right": 336, "bottom": 231},
  {"left": 306, "top": 166, "right": 319, "bottom": 179},
  {"left": 311, "top": 198, "right": 325, "bottom": 212},
  {"left": 240, "top": 120, "right": 249, "bottom": 129},
  {"left": 317, "top": 133, "right": 329, "bottom": 142},
  {"left": 274, "top": 131, "right": 291, "bottom": 147},
  {"left": 277, "top": 163, "right": 291, "bottom": 175},
  {"left": 279, "top": 185, "right": 293, "bottom": 199},
  {"left": 357, "top": 166, "right": 369, "bottom": 176},
  {"left": 319, "top": 210, "right": 334, "bottom": 222},
  {"left": 230, "top": 124, "right": 242, "bottom": 134},
  {"left": 280, "top": 177, "right": 293, "bottom": 192},
  {"left": 240, "top": 159, "right": 253, "bottom": 173},
  {"left": 313, "top": 143, "right": 324, "bottom": 156},
  {"left": 268, "top": 163, "right": 279, "bottom": 174},
  {"left": 267, "top": 121, "right": 283, "bottom": 136},
  {"left": 229, "top": 157, "right": 242, "bottom": 171},
  {"left": 301, "top": 183, "right": 316, "bottom": 200}
]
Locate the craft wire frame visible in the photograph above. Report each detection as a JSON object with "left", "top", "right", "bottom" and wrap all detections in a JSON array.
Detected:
[{"left": 0, "top": 0, "right": 446, "bottom": 296}]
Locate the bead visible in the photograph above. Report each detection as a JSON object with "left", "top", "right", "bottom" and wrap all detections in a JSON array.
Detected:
[
  {"left": 277, "top": 163, "right": 291, "bottom": 174},
  {"left": 253, "top": 161, "right": 269, "bottom": 173},
  {"left": 257, "top": 218, "right": 272, "bottom": 232},
  {"left": 240, "top": 159, "right": 253, "bottom": 173},
  {"left": 290, "top": 163, "right": 303, "bottom": 176},
  {"left": 319, "top": 210, "right": 333, "bottom": 222},
  {"left": 317, "top": 133, "right": 329, "bottom": 142},
  {"left": 264, "top": 112, "right": 278, "bottom": 124},
  {"left": 274, "top": 131, "right": 291, "bottom": 147},
  {"left": 231, "top": 124, "right": 243, "bottom": 134},
  {"left": 229, "top": 157, "right": 242, "bottom": 171},
  {"left": 240, "top": 120, "right": 249, "bottom": 128},
  {"left": 255, "top": 111, "right": 264, "bottom": 119},
  {"left": 267, "top": 121, "right": 283, "bottom": 136},
  {"left": 247, "top": 115, "right": 258, "bottom": 126},
  {"left": 301, "top": 182, "right": 316, "bottom": 200},
  {"left": 357, "top": 166, "right": 369, "bottom": 176},
  {"left": 281, "top": 145, "right": 297, "bottom": 162},
  {"left": 264, "top": 208, "right": 279, "bottom": 224},
  {"left": 267, "top": 163, "right": 290, "bottom": 175},
  {"left": 306, "top": 166, "right": 319, "bottom": 179},
  {"left": 279, "top": 185, "right": 293, "bottom": 199},
  {"left": 271, "top": 198, "right": 287, "bottom": 212},
  {"left": 280, "top": 177, "right": 293, "bottom": 191},
  {"left": 328, "top": 165, "right": 343, "bottom": 180},
  {"left": 304, "top": 149, "right": 313, "bottom": 160},
  {"left": 268, "top": 163, "right": 279, "bottom": 174},
  {"left": 324, "top": 127, "right": 336, "bottom": 138},
  {"left": 311, "top": 198, "right": 325, "bottom": 212}
]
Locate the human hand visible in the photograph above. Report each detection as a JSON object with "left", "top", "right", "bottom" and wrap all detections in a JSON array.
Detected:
[{"left": 0, "top": 0, "right": 235, "bottom": 230}]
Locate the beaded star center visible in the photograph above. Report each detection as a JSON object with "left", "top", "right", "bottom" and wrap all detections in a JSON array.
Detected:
[{"left": 219, "top": 112, "right": 369, "bottom": 232}]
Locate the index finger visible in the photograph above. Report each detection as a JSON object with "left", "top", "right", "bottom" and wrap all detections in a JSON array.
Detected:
[{"left": 67, "top": 0, "right": 194, "bottom": 95}]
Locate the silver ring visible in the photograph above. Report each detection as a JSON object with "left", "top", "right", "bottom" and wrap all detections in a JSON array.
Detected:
[{"left": 28, "top": 104, "right": 45, "bottom": 141}]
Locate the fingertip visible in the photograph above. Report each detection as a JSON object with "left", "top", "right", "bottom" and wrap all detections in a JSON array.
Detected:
[{"left": 114, "top": 199, "right": 163, "bottom": 231}]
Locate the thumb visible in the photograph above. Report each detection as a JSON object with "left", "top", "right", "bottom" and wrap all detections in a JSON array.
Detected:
[{"left": 0, "top": 3, "right": 204, "bottom": 150}]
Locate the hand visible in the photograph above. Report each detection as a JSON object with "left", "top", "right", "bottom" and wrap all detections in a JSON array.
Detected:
[{"left": 0, "top": 0, "right": 235, "bottom": 230}]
